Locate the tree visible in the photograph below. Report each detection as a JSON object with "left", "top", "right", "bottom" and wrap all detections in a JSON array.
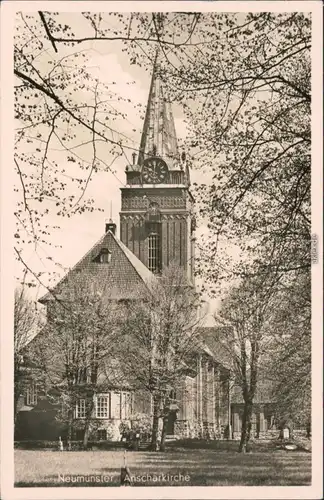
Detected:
[
  {"left": 14, "top": 13, "right": 132, "bottom": 287},
  {"left": 13, "top": 10, "right": 312, "bottom": 293},
  {"left": 216, "top": 272, "right": 280, "bottom": 452},
  {"left": 159, "top": 12, "right": 312, "bottom": 437},
  {"left": 155, "top": 12, "right": 311, "bottom": 288},
  {"left": 266, "top": 271, "right": 311, "bottom": 427},
  {"left": 30, "top": 272, "right": 122, "bottom": 448},
  {"left": 119, "top": 264, "right": 204, "bottom": 451},
  {"left": 13, "top": 11, "right": 313, "bottom": 441},
  {"left": 14, "top": 284, "right": 40, "bottom": 425},
  {"left": 13, "top": 11, "right": 200, "bottom": 288}
]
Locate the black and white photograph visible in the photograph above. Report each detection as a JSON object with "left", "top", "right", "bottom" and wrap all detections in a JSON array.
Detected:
[{"left": 0, "top": 1, "right": 323, "bottom": 499}]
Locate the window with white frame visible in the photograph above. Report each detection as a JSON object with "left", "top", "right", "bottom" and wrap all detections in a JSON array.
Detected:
[
  {"left": 61, "top": 398, "right": 68, "bottom": 418},
  {"left": 96, "top": 395, "right": 110, "bottom": 418},
  {"left": 26, "top": 381, "right": 37, "bottom": 406},
  {"left": 76, "top": 399, "right": 86, "bottom": 419},
  {"left": 90, "top": 392, "right": 133, "bottom": 420},
  {"left": 110, "top": 392, "right": 121, "bottom": 419},
  {"left": 121, "top": 392, "right": 132, "bottom": 419}
]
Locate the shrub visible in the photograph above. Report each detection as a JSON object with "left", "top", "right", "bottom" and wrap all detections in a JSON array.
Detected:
[
  {"left": 15, "top": 440, "right": 58, "bottom": 449},
  {"left": 130, "top": 413, "right": 152, "bottom": 432}
]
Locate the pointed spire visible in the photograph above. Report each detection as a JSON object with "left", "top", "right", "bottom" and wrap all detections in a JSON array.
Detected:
[{"left": 138, "top": 50, "right": 179, "bottom": 168}]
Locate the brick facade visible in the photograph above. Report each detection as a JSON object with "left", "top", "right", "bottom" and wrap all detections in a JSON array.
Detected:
[{"left": 120, "top": 186, "right": 195, "bottom": 281}]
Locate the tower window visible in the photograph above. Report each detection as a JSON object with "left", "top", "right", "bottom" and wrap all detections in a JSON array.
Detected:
[{"left": 148, "top": 230, "right": 160, "bottom": 273}]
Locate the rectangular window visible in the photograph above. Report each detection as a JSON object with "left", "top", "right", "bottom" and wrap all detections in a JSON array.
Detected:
[
  {"left": 96, "top": 395, "right": 109, "bottom": 418},
  {"left": 169, "top": 390, "right": 176, "bottom": 402},
  {"left": 76, "top": 399, "right": 86, "bottom": 419},
  {"left": 148, "top": 230, "right": 160, "bottom": 272},
  {"left": 77, "top": 367, "right": 87, "bottom": 383},
  {"left": 26, "top": 382, "right": 37, "bottom": 406},
  {"left": 61, "top": 398, "right": 68, "bottom": 418},
  {"left": 97, "top": 429, "right": 107, "bottom": 441},
  {"left": 111, "top": 392, "right": 121, "bottom": 419},
  {"left": 74, "top": 429, "right": 84, "bottom": 440},
  {"left": 121, "top": 392, "right": 132, "bottom": 419}
]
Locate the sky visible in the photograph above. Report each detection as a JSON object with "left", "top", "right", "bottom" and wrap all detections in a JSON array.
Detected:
[{"left": 14, "top": 12, "right": 220, "bottom": 320}]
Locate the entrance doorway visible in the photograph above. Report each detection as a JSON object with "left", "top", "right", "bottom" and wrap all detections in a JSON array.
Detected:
[{"left": 166, "top": 410, "right": 177, "bottom": 435}]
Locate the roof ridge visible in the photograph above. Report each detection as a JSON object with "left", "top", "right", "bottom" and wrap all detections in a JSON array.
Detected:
[
  {"left": 39, "top": 230, "right": 155, "bottom": 303},
  {"left": 39, "top": 232, "right": 110, "bottom": 303},
  {"left": 110, "top": 231, "right": 155, "bottom": 288}
]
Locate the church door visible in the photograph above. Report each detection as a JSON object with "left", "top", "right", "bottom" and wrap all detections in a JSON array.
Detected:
[{"left": 166, "top": 410, "right": 177, "bottom": 435}]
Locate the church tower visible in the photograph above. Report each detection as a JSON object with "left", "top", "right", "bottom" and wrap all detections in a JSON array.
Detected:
[{"left": 120, "top": 55, "right": 195, "bottom": 281}]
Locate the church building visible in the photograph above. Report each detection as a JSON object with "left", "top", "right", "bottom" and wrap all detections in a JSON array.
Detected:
[{"left": 16, "top": 57, "right": 232, "bottom": 443}]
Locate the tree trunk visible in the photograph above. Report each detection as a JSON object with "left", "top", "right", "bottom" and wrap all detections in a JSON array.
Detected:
[
  {"left": 14, "top": 366, "right": 23, "bottom": 428},
  {"left": 67, "top": 408, "right": 73, "bottom": 450},
  {"left": 150, "top": 394, "right": 161, "bottom": 451},
  {"left": 14, "top": 384, "right": 21, "bottom": 427},
  {"left": 160, "top": 412, "right": 169, "bottom": 452},
  {"left": 83, "top": 396, "right": 94, "bottom": 449},
  {"left": 238, "top": 400, "right": 253, "bottom": 453},
  {"left": 83, "top": 424, "right": 90, "bottom": 449}
]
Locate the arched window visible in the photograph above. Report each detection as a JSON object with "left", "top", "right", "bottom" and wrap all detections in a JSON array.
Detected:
[{"left": 148, "top": 230, "right": 160, "bottom": 272}]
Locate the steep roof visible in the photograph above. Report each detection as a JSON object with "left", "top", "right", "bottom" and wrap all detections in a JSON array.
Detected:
[
  {"left": 39, "top": 230, "right": 154, "bottom": 303},
  {"left": 137, "top": 51, "right": 180, "bottom": 169},
  {"left": 200, "top": 326, "right": 233, "bottom": 370},
  {"left": 38, "top": 234, "right": 233, "bottom": 376}
]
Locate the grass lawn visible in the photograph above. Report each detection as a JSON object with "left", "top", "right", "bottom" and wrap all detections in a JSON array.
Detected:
[{"left": 14, "top": 440, "right": 311, "bottom": 487}]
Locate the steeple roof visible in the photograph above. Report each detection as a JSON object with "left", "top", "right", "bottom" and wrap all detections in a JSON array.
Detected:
[{"left": 138, "top": 52, "right": 180, "bottom": 168}]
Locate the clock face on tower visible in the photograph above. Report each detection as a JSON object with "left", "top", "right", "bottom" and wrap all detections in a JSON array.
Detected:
[{"left": 141, "top": 157, "right": 168, "bottom": 184}]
